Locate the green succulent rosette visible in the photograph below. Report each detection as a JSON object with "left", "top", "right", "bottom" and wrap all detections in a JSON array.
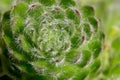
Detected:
[{"left": 1, "top": 0, "right": 104, "bottom": 80}]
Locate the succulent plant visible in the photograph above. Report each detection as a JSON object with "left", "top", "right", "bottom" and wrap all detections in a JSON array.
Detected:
[{"left": 1, "top": 0, "right": 104, "bottom": 80}]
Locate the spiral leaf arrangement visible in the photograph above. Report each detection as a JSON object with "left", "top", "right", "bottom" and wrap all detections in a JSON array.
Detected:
[{"left": 1, "top": 0, "right": 104, "bottom": 80}]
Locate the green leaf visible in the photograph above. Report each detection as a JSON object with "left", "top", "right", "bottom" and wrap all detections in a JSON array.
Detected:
[
  {"left": 39, "top": 0, "right": 55, "bottom": 6},
  {"left": 78, "top": 50, "right": 91, "bottom": 67},
  {"left": 88, "top": 40, "right": 101, "bottom": 52},
  {"left": 83, "top": 23, "right": 92, "bottom": 40},
  {"left": 66, "top": 8, "right": 80, "bottom": 24},
  {"left": 88, "top": 17, "right": 98, "bottom": 32},
  {"left": 90, "top": 59, "right": 100, "bottom": 72},
  {"left": 81, "top": 6, "right": 94, "bottom": 17},
  {"left": 12, "top": 2, "right": 28, "bottom": 17},
  {"left": 74, "top": 68, "right": 89, "bottom": 80},
  {"left": 60, "top": 0, "right": 75, "bottom": 8}
]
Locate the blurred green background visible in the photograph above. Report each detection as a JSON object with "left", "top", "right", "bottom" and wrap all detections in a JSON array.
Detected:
[{"left": 0, "top": 0, "right": 120, "bottom": 80}]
